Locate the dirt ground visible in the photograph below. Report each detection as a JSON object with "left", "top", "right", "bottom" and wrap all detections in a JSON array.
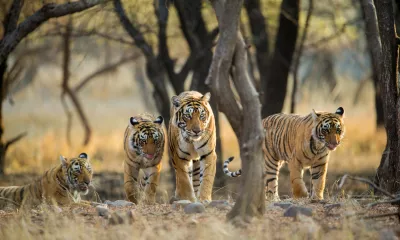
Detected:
[{"left": 0, "top": 196, "right": 399, "bottom": 240}]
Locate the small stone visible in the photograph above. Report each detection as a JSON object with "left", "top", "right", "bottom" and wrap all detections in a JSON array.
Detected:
[
  {"left": 184, "top": 202, "right": 205, "bottom": 214},
  {"left": 208, "top": 200, "right": 231, "bottom": 210},
  {"left": 104, "top": 200, "right": 134, "bottom": 207},
  {"left": 274, "top": 202, "right": 293, "bottom": 209},
  {"left": 283, "top": 206, "right": 312, "bottom": 218},
  {"left": 172, "top": 200, "right": 192, "bottom": 210},
  {"left": 96, "top": 204, "right": 109, "bottom": 217},
  {"left": 169, "top": 196, "right": 180, "bottom": 204},
  {"left": 51, "top": 206, "right": 63, "bottom": 213},
  {"left": 280, "top": 195, "right": 290, "bottom": 200},
  {"left": 379, "top": 229, "right": 398, "bottom": 240}
]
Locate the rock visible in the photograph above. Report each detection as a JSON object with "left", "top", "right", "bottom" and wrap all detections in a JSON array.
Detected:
[
  {"left": 184, "top": 202, "right": 205, "bottom": 214},
  {"left": 280, "top": 195, "right": 291, "bottom": 200},
  {"left": 108, "top": 210, "right": 135, "bottom": 225},
  {"left": 169, "top": 196, "right": 180, "bottom": 204},
  {"left": 274, "top": 202, "right": 293, "bottom": 210},
  {"left": 172, "top": 200, "right": 192, "bottom": 210},
  {"left": 51, "top": 206, "right": 63, "bottom": 213},
  {"left": 96, "top": 204, "right": 109, "bottom": 217},
  {"left": 207, "top": 200, "right": 231, "bottom": 210},
  {"left": 104, "top": 200, "right": 134, "bottom": 207},
  {"left": 283, "top": 206, "right": 312, "bottom": 218},
  {"left": 379, "top": 229, "right": 398, "bottom": 240}
]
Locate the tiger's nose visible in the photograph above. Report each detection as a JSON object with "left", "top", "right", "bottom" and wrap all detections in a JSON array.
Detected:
[{"left": 193, "top": 127, "right": 201, "bottom": 134}]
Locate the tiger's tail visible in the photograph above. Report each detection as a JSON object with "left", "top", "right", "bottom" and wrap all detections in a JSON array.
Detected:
[
  {"left": 223, "top": 157, "right": 242, "bottom": 177},
  {"left": 0, "top": 186, "right": 25, "bottom": 208}
]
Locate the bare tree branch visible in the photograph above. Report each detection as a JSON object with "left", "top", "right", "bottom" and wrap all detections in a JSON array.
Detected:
[
  {"left": 291, "top": 0, "right": 313, "bottom": 113},
  {"left": 74, "top": 53, "right": 140, "bottom": 92},
  {"left": 113, "top": 0, "right": 153, "bottom": 58},
  {"left": 338, "top": 174, "right": 395, "bottom": 199},
  {"left": 61, "top": 17, "right": 91, "bottom": 146},
  {"left": 0, "top": 0, "right": 108, "bottom": 65},
  {"left": 4, "top": 131, "right": 27, "bottom": 150},
  {"left": 3, "top": 0, "right": 24, "bottom": 35}
]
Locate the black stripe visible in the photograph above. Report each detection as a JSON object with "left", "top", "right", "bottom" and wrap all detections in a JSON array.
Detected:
[
  {"left": 193, "top": 171, "right": 200, "bottom": 176},
  {"left": 178, "top": 146, "right": 190, "bottom": 156},
  {"left": 312, "top": 162, "right": 327, "bottom": 169},
  {"left": 302, "top": 149, "right": 312, "bottom": 161},
  {"left": 265, "top": 171, "right": 277, "bottom": 175},
  {"left": 197, "top": 134, "right": 211, "bottom": 150},
  {"left": 193, "top": 167, "right": 200, "bottom": 173},
  {"left": 200, "top": 150, "right": 213, "bottom": 160},
  {"left": 310, "top": 137, "right": 316, "bottom": 155},
  {"left": 193, "top": 184, "right": 200, "bottom": 187},
  {"left": 318, "top": 154, "right": 328, "bottom": 161},
  {"left": 266, "top": 178, "right": 276, "bottom": 184},
  {"left": 179, "top": 156, "right": 190, "bottom": 161},
  {"left": 265, "top": 160, "right": 277, "bottom": 171},
  {"left": 19, "top": 187, "right": 25, "bottom": 202}
]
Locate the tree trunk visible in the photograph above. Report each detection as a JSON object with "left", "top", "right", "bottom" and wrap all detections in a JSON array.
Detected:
[
  {"left": 261, "top": 0, "right": 299, "bottom": 117},
  {"left": 0, "top": 61, "right": 7, "bottom": 176},
  {"left": 207, "top": 0, "right": 265, "bottom": 222},
  {"left": 373, "top": 0, "right": 400, "bottom": 192},
  {"left": 244, "top": 0, "right": 270, "bottom": 96},
  {"left": 359, "top": 0, "right": 385, "bottom": 128}
]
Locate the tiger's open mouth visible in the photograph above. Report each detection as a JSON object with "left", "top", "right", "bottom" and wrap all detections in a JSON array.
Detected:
[
  {"left": 326, "top": 143, "right": 339, "bottom": 151},
  {"left": 143, "top": 153, "right": 155, "bottom": 159}
]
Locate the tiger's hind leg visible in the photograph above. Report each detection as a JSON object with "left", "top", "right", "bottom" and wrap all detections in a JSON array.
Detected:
[
  {"left": 264, "top": 156, "right": 284, "bottom": 201},
  {"left": 288, "top": 159, "right": 308, "bottom": 198},
  {"left": 124, "top": 161, "right": 141, "bottom": 204},
  {"left": 192, "top": 160, "right": 201, "bottom": 198},
  {"left": 142, "top": 163, "right": 162, "bottom": 204}
]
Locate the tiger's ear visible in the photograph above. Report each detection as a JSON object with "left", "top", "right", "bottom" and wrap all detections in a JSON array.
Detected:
[
  {"left": 79, "top": 152, "right": 88, "bottom": 159},
  {"left": 60, "top": 155, "right": 68, "bottom": 167},
  {"left": 130, "top": 117, "right": 140, "bottom": 126},
  {"left": 172, "top": 96, "right": 180, "bottom": 108},
  {"left": 311, "top": 109, "right": 320, "bottom": 121},
  {"left": 154, "top": 116, "right": 163, "bottom": 125},
  {"left": 335, "top": 107, "right": 345, "bottom": 118},
  {"left": 201, "top": 92, "right": 211, "bottom": 102}
]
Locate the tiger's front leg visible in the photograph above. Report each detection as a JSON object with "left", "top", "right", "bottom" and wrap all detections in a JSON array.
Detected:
[
  {"left": 142, "top": 163, "right": 162, "bottom": 204},
  {"left": 124, "top": 161, "right": 141, "bottom": 204},
  {"left": 311, "top": 159, "right": 329, "bottom": 200},
  {"left": 198, "top": 151, "right": 216, "bottom": 202},
  {"left": 174, "top": 158, "right": 196, "bottom": 202}
]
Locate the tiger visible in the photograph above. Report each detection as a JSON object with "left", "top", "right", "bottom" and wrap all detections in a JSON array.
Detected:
[
  {"left": 224, "top": 107, "right": 346, "bottom": 200},
  {"left": 169, "top": 91, "right": 216, "bottom": 202},
  {"left": 123, "top": 113, "right": 165, "bottom": 204},
  {"left": 0, "top": 153, "right": 93, "bottom": 210}
]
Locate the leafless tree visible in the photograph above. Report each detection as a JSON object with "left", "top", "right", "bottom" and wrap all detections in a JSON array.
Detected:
[
  {"left": 361, "top": 0, "right": 400, "bottom": 192},
  {"left": 206, "top": 0, "right": 265, "bottom": 222},
  {"left": 0, "top": 0, "right": 108, "bottom": 175}
]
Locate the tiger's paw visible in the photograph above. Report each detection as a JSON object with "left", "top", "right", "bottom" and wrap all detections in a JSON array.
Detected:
[{"left": 265, "top": 192, "right": 280, "bottom": 202}]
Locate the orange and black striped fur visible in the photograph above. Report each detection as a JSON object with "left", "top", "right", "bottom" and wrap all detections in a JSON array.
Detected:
[
  {"left": 0, "top": 153, "right": 93, "bottom": 209},
  {"left": 169, "top": 91, "right": 216, "bottom": 202},
  {"left": 224, "top": 107, "right": 345, "bottom": 200},
  {"left": 123, "top": 113, "right": 165, "bottom": 204}
]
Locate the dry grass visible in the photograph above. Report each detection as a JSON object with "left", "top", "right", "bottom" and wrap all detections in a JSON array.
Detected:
[{"left": 0, "top": 198, "right": 398, "bottom": 240}]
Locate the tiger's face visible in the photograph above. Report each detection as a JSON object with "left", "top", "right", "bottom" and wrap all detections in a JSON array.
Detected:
[
  {"left": 130, "top": 116, "right": 164, "bottom": 159},
  {"left": 60, "top": 153, "right": 92, "bottom": 195},
  {"left": 172, "top": 92, "right": 211, "bottom": 141},
  {"left": 312, "top": 107, "right": 345, "bottom": 151}
]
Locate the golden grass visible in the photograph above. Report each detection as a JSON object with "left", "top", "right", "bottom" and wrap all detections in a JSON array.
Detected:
[{"left": 0, "top": 198, "right": 396, "bottom": 240}]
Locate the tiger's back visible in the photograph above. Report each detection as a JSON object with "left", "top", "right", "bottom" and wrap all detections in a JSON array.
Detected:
[{"left": 263, "top": 108, "right": 345, "bottom": 200}]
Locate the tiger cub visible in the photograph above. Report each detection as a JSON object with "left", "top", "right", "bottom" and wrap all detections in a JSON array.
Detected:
[
  {"left": 0, "top": 153, "right": 93, "bottom": 209},
  {"left": 169, "top": 91, "right": 217, "bottom": 202},
  {"left": 123, "top": 113, "right": 165, "bottom": 204},
  {"left": 224, "top": 107, "right": 345, "bottom": 200}
]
